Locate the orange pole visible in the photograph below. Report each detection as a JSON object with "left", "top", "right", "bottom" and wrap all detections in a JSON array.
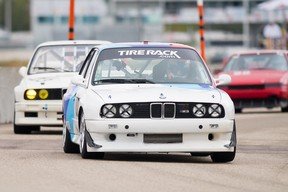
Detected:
[
  {"left": 197, "top": 0, "right": 206, "bottom": 61},
  {"left": 68, "top": 0, "right": 75, "bottom": 40}
]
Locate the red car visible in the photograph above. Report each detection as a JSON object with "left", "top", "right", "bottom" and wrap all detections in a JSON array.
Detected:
[{"left": 216, "top": 50, "right": 288, "bottom": 113}]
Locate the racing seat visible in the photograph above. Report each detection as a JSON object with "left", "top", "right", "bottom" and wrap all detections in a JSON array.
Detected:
[{"left": 153, "top": 62, "right": 166, "bottom": 82}]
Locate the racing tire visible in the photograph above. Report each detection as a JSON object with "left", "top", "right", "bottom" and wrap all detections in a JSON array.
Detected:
[
  {"left": 63, "top": 126, "right": 79, "bottom": 153},
  {"left": 281, "top": 106, "right": 288, "bottom": 112},
  {"left": 210, "top": 147, "right": 236, "bottom": 163},
  {"left": 79, "top": 112, "right": 105, "bottom": 159},
  {"left": 235, "top": 109, "right": 242, "bottom": 113}
]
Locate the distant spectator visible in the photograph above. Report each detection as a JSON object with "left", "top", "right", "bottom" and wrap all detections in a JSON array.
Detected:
[{"left": 263, "top": 22, "right": 282, "bottom": 49}]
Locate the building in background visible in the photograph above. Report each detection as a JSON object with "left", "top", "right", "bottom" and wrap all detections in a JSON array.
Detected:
[{"left": 1, "top": 0, "right": 286, "bottom": 54}]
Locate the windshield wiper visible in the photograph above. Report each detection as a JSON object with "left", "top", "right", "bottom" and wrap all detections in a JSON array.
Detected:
[
  {"left": 94, "top": 78, "right": 155, "bottom": 84},
  {"left": 32, "top": 67, "right": 72, "bottom": 72},
  {"left": 32, "top": 67, "right": 61, "bottom": 72}
]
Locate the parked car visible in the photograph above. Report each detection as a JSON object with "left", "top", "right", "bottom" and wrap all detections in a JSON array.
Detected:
[
  {"left": 62, "top": 42, "right": 236, "bottom": 163},
  {"left": 14, "top": 40, "right": 110, "bottom": 134},
  {"left": 216, "top": 50, "right": 288, "bottom": 113}
]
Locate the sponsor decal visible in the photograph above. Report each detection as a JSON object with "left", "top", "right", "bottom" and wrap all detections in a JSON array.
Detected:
[{"left": 118, "top": 50, "right": 181, "bottom": 59}]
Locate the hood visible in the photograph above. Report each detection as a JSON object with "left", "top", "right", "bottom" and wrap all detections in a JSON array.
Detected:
[
  {"left": 225, "top": 70, "right": 286, "bottom": 85},
  {"left": 21, "top": 72, "right": 77, "bottom": 89},
  {"left": 91, "top": 84, "right": 221, "bottom": 104}
]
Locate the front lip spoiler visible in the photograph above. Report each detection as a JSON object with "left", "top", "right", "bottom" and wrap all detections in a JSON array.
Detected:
[
  {"left": 85, "top": 129, "right": 102, "bottom": 149},
  {"left": 224, "top": 120, "right": 237, "bottom": 149}
]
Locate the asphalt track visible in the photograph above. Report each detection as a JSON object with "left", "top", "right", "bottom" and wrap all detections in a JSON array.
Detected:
[{"left": 0, "top": 109, "right": 287, "bottom": 192}]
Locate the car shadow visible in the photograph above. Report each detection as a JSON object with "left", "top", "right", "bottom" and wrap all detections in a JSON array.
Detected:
[
  {"left": 102, "top": 153, "right": 214, "bottom": 164},
  {"left": 239, "top": 109, "right": 283, "bottom": 115},
  {"left": 31, "top": 130, "right": 62, "bottom": 135}
]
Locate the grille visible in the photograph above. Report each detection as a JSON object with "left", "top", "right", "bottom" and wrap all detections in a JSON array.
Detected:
[
  {"left": 233, "top": 98, "right": 280, "bottom": 109},
  {"left": 228, "top": 84, "right": 265, "bottom": 90},
  {"left": 101, "top": 102, "right": 225, "bottom": 118},
  {"left": 150, "top": 103, "right": 162, "bottom": 118},
  {"left": 164, "top": 103, "right": 176, "bottom": 118},
  {"left": 24, "top": 112, "right": 38, "bottom": 117},
  {"left": 144, "top": 134, "right": 183, "bottom": 143},
  {"left": 150, "top": 103, "right": 176, "bottom": 118}
]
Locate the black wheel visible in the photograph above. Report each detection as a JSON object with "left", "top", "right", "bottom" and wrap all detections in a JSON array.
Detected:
[
  {"left": 79, "top": 112, "right": 104, "bottom": 159},
  {"left": 63, "top": 124, "right": 79, "bottom": 153},
  {"left": 235, "top": 108, "right": 242, "bottom": 113},
  {"left": 281, "top": 106, "right": 288, "bottom": 112},
  {"left": 210, "top": 147, "right": 236, "bottom": 163}
]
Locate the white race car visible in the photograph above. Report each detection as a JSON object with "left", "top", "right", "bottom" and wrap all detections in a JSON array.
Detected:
[
  {"left": 14, "top": 40, "right": 110, "bottom": 134},
  {"left": 62, "top": 42, "right": 236, "bottom": 163}
]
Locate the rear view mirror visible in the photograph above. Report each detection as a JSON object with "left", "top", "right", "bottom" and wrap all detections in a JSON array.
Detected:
[
  {"left": 19, "top": 66, "right": 27, "bottom": 77},
  {"left": 71, "top": 75, "right": 86, "bottom": 87},
  {"left": 215, "top": 74, "right": 231, "bottom": 86}
]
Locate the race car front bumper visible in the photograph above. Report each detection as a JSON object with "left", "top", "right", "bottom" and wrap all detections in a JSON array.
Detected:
[
  {"left": 84, "top": 118, "right": 236, "bottom": 153},
  {"left": 14, "top": 100, "right": 63, "bottom": 126}
]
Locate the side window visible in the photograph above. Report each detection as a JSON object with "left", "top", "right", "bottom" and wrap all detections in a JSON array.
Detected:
[
  {"left": 83, "top": 49, "right": 98, "bottom": 79},
  {"left": 79, "top": 49, "right": 96, "bottom": 76}
]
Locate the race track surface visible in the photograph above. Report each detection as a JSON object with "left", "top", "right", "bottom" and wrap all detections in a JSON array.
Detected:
[{"left": 0, "top": 109, "right": 287, "bottom": 192}]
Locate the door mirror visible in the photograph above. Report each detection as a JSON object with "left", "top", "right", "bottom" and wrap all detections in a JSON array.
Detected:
[
  {"left": 19, "top": 66, "right": 27, "bottom": 77},
  {"left": 71, "top": 75, "right": 86, "bottom": 87},
  {"left": 215, "top": 74, "right": 231, "bottom": 86}
]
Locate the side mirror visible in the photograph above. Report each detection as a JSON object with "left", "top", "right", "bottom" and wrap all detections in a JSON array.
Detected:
[
  {"left": 215, "top": 74, "right": 231, "bottom": 87},
  {"left": 71, "top": 75, "right": 86, "bottom": 87},
  {"left": 19, "top": 66, "right": 27, "bottom": 77}
]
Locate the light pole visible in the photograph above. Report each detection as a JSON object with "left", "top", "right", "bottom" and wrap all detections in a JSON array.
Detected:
[
  {"left": 197, "top": 0, "right": 206, "bottom": 62},
  {"left": 68, "top": 0, "right": 75, "bottom": 40}
]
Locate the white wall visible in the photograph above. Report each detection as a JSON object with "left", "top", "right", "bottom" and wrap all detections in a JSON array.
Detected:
[{"left": 0, "top": 67, "right": 22, "bottom": 124}]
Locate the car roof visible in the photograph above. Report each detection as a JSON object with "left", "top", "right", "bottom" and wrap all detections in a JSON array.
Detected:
[
  {"left": 93, "top": 42, "right": 195, "bottom": 51},
  {"left": 37, "top": 40, "right": 111, "bottom": 47},
  {"left": 231, "top": 50, "right": 288, "bottom": 57}
]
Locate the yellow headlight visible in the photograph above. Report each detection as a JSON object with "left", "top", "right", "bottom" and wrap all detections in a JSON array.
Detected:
[
  {"left": 26, "top": 89, "right": 37, "bottom": 100},
  {"left": 39, "top": 89, "right": 49, "bottom": 100}
]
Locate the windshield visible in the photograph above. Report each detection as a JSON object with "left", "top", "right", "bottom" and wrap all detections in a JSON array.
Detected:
[
  {"left": 28, "top": 45, "right": 94, "bottom": 74},
  {"left": 224, "top": 54, "right": 288, "bottom": 72},
  {"left": 92, "top": 47, "right": 211, "bottom": 85}
]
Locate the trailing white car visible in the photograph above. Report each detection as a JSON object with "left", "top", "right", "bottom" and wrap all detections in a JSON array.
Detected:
[
  {"left": 14, "top": 40, "right": 110, "bottom": 134},
  {"left": 62, "top": 42, "right": 236, "bottom": 163}
]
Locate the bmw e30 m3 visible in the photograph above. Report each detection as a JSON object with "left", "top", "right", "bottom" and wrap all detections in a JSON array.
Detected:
[
  {"left": 14, "top": 40, "right": 110, "bottom": 134},
  {"left": 62, "top": 42, "right": 236, "bottom": 163}
]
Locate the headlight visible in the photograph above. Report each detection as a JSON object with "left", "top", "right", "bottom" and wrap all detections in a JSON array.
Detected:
[
  {"left": 119, "top": 104, "right": 133, "bottom": 118},
  {"left": 102, "top": 104, "right": 117, "bottom": 118},
  {"left": 192, "top": 104, "right": 206, "bottom": 117},
  {"left": 208, "top": 104, "right": 222, "bottom": 117},
  {"left": 26, "top": 89, "right": 37, "bottom": 100},
  {"left": 39, "top": 89, "right": 49, "bottom": 100}
]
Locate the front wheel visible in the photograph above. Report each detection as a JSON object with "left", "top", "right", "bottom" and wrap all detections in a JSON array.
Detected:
[
  {"left": 210, "top": 147, "right": 236, "bottom": 163},
  {"left": 63, "top": 124, "right": 79, "bottom": 153},
  {"left": 79, "top": 112, "right": 104, "bottom": 159}
]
